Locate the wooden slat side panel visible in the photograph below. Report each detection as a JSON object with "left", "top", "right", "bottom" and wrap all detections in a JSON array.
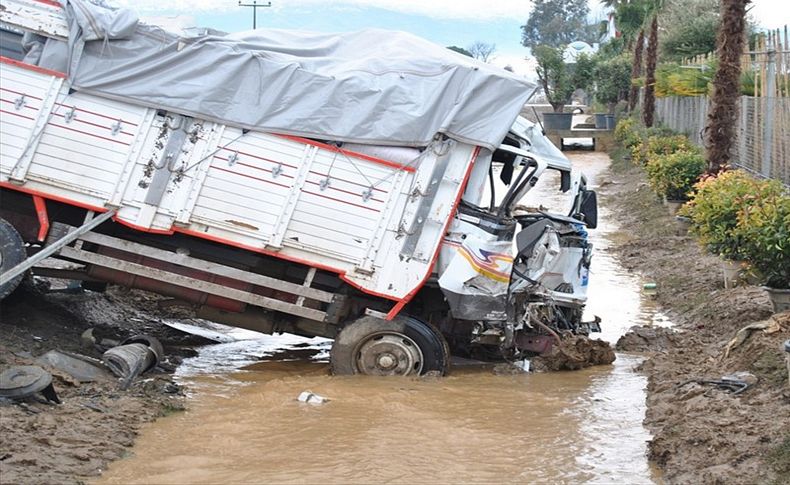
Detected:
[
  {"left": 59, "top": 246, "right": 327, "bottom": 321},
  {"left": 76, "top": 231, "right": 336, "bottom": 302},
  {"left": 0, "top": 65, "right": 47, "bottom": 176}
]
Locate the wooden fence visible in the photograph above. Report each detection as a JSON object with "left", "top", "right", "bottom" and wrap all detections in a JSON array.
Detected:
[{"left": 657, "top": 27, "right": 789, "bottom": 185}]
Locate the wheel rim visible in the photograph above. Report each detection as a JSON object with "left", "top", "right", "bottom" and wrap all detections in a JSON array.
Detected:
[{"left": 354, "top": 332, "right": 424, "bottom": 376}]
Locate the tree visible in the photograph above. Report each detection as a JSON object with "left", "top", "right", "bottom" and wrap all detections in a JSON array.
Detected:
[
  {"left": 594, "top": 54, "right": 632, "bottom": 112},
  {"left": 602, "top": 0, "right": 650, "bottom": 48},
  {"left": 601, "top": 0, "right": 664, "bottom": 123},
  {"left": 447, "top": 45, "right": 473, "bottom": 57},
  {"left": 534, "top": 45, "right": 575, "bottom": 112},
  {"left": 705, "top": 0, "right": 750, "bottom": 173},
  {"left": 659, "top": 0, "right": 720, "bottom": 61},
  {"left": 521, "top": 0, "right": 595, "bottom": 50},
  {"left": 572, "top": 53, "right": 597, "bottom": 103},
  {"left": 642, "top": 14, "right": 659, "bottom": 127},
  {"left": 628, "top": 29, "right": 645, "bottom": 112},
  {"left": 467, "top": 41, "right": 497, "bottom": 63}
]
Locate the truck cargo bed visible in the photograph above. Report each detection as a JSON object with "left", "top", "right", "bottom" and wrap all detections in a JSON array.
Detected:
[{"left": 0, "top": 57, "right": 479, "bottom": 309}]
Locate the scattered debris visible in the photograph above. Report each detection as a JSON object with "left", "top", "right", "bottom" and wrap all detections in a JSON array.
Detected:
[
  {"left": 297, "top": 390, "right": 328, "bottom": 404},
  {"left": 0, "top": 366, "right": 60, "bottom": 403},
  {"left": 35, "top": 350, "right": 111, "bottom": 383},
  {"left": 642, "top": 282, "right": 658, "bottom": 298},
  {"left": 102, "top": 335, "right": 163, "bottom": 390},
  {"left": 162, "top": 321, "right": 236, "bottom": 343},
  {"left": 678, "top": 371, "right": 757, "bottom": 395},
  {"left": 721, "top": 371, "right": 759, "bottom": 386},
  {"left": 722, "top": 314, "right": 787, "bottom": 359},
  {"left": 80, "top": 328, "right": 96, "bottom": 349}
]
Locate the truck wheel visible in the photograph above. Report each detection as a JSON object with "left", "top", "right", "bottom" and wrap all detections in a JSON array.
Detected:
[
  {"left": 0, "top": 218, "right": 27, "bottom": 300},
  {"left": 330, "top": 315, "right": 450, "bottom": 376}
]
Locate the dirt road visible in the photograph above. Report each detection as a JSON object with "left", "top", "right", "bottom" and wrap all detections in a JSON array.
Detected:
[
  {"left": 603, "top": 150, "right": 790, "bottom": 484},
  {"left": 0, "top": 287, "right": 191, "bottom": 484}
]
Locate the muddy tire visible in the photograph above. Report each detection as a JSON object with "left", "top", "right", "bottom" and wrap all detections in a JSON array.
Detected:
[
  {"left": 0, "top": 218, "right": 27, "bottom": 301},
  {"left": 330, "top": 315, "right": 450, "bottom": 376}
]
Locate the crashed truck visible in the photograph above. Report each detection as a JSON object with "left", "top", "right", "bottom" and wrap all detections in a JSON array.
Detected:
[{"left": 0, "top": 0, "right": 599, "bottom": 376}]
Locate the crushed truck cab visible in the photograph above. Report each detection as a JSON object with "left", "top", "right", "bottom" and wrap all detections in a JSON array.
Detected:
[{"left": 0, "top": 0, "right": 598, "bottom": 375}]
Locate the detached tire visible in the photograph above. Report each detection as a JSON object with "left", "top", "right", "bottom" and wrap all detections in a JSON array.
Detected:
[
  {"left": 0, "top": 218, "right": 27, "bottom": 300},
  {"left": 330, "top": 315, "right": 450, "bottom": 376}
]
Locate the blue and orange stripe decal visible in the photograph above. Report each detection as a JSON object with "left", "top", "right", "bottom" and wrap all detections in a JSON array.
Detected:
[{"left": 444, "top": 240, "right": 513, "bottom": 283}]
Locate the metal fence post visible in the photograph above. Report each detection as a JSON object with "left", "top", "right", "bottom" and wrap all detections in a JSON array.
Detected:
[
  {"left": 762, "top": 48, "right": 776, "bottom": 178},
  {"left": 738, "top": 96, "right": 747, "bottom": 165}
]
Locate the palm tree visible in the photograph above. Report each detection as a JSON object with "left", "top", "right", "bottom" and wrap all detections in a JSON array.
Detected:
[
  {"left": 705, "top": 0, "right": 750, "bottom": 173},
  {"left": 628, "top": 29, "right": 645, "bottom": 112},
  {"left": 642, "top": 14, "right": 659, "bottom": 127},
  {"left": 600, "top": 1, "right": 660, "bottom": 117},
  {"left": 603, "top": 0, "right": 650, "bottom": 48}
]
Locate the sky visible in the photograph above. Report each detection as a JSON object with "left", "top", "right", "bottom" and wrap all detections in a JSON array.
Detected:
[{"left": 117, "top": 0, "right": 790, "bottom": 79}]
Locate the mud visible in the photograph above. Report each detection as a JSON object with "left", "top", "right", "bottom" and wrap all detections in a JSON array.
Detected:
[
  {"left": 0, "top": 285, "right": 188, "bottom": 484},
  {"left": 531, "top": 335, "right": 616, "bottom": 371},
  {"left": 602, "top": 148, "right": 790, "bottom": 484},
  {"left": 617, "top": 326, "right": 680, "bottom": 353}
]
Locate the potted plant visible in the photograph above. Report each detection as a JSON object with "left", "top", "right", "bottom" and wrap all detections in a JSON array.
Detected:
[
  {"left": 682, "top": 170, "right": 784, "bottom": 289},
  {"left": 534, "top": 45, "right": 575, "bottom": 130},
  {"left": 592, "top": 55, "right": 631, "bottom": 130},
  {"left": 733, "top": 188, "right": 790, "bottom": 311}
]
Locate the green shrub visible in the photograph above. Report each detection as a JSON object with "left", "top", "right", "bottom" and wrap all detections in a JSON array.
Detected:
[
  {"left": 631, "top": 140, "right": 648, "bottom": 165},
  {"left": 614, "top": 118, "right": 636, "bottom": 142},
  {"left": 614, "top": 118, "right": 643, "bottom": 152},
  {"left": 645, "top": 151, "right": 706, "bottom": 201},
  {"left": 681, "top": 170, "right": 785, "bottom": 260},
  {"left": 633, "top": 134, "right": 698, "bottom": 166},
  {"left": 732, "top": 190, "right": 790, "bottom": 288},
  {"left": 645, "top": 126, "right": 678, "bottom": 138}
]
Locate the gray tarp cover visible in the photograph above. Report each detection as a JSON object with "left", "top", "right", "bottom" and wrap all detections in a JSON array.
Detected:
[{"left": 60, "top": 0, "right": 536, "bottom": 150}]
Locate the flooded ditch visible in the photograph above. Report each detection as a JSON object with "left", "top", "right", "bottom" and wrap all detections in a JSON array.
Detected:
[{"left": 96, "top": 152, "right": 668, "bottom": 484}]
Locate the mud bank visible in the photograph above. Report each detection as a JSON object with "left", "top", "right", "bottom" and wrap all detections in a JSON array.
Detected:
[
  {"left": 602, "top": 151, "right": 790, "bottom": 484},
  {"left": 0, "top": 285, "right": 192, "bottom": 484}
]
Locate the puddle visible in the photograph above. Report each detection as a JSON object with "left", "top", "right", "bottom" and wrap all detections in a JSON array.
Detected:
[{"left": 96, "top": 152, "right": 668, "bottom": 484}]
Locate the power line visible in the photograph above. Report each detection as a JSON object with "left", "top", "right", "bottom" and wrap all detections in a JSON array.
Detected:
[{"left": 238, "top": 1, "right": 272, "bottom": 30}]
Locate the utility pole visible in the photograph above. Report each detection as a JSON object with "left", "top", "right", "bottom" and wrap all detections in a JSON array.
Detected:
[{"left": 238, "top": 0, "right": 271, "bottom": 30}]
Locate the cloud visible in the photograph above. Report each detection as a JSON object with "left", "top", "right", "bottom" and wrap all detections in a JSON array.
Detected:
[
  {"left": 490, "top": 54, "right": 538, "bottom": 82},
  {"left": 114, "top": 0, "right": 534, "bottom": 21},
  {"left": 749, "top": 0, "right": 790, "bottom": 29},
  {"left": 139, "top": 15, "right": 196, "bottom": 33}
]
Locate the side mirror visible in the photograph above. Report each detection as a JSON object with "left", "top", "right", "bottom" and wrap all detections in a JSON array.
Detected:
[{"left": 579, "top": 189, "right": 597, "bottom": 229}]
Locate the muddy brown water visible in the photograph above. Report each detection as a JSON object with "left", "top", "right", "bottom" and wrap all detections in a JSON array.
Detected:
[{"left": 96, "top": 152, "right": 666, "bottom": 484}]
